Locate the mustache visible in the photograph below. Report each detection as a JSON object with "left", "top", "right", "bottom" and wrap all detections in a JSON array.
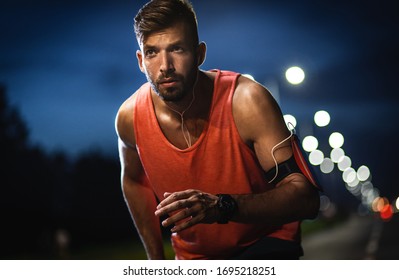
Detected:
[{"left": 156, "top": 74, "right": 181, "bottom": 84}]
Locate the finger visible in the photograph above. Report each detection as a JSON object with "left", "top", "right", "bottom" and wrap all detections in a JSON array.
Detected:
[
  {"left": 156, "top": 189, "right": 198, "bottom": 209},
  {"left": 155, "top": 197, "right": 193, "bottom": 217},
  {"left": 171, "top": 213, "right": 206, "bottom": 233},
  {"left": 163, "top": 192, "right": 172, "bottom": 198},
  {"left": 161, "top": 200, "right": 207, "bottom": 228},
  {"left": 156, "top": 191, "right": 210, "bottom": 217},
  {"left": 161, "top": 207, "right": 195, "bottom": 228}
]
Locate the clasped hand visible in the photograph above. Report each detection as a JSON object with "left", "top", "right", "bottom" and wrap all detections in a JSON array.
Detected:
[{"left": 154, "top": 189, "right": 219, "bottom": 233}]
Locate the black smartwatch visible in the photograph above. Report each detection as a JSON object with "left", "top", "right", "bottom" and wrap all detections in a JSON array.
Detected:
[{"left": 216, "top": 194, "right": 238, "bottom": 224}]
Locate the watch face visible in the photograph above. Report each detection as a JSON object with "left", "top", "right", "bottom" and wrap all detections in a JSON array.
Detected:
[{"left": 217, "top": 194, "right": 237, "bottom": 223}]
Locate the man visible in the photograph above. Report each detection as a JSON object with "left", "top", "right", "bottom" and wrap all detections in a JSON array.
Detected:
[{"left": 115, "top": 0, "right": 320, "bottom": 260}]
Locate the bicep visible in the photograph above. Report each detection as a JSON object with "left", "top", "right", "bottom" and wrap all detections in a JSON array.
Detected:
[{"left": 234, "top": 78, "right": 293, "bottom": 173}]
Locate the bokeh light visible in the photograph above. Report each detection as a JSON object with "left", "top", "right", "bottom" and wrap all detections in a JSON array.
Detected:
[
  {"left": 361, "top": 181, "right": 374, "bottom": 198},
  {"left": 283, "top": 114, "right": 297, "bottom": 129},
  {"left": 309, "top": 150, "right": 324, "bottom": 165},
  {"left": 380, "top": 204, "right": 393, "bottom": 221},
  {"left": 320, "top": 157, "right": 334, "bottom": 174},
  {"left": 372, "top": 197, "right": 386, "bottom": 212},
  {"left": 343, "top": 167, "right": 357, "bottom": 183},
  {"left": 329, "top": 132, "right": 344, "bottom": 148},
  {"left": 281, "top": 110, "right": 397, "bottom": 219},
  {"left": 314, "top": 110, "right": 331, "bottom": 127},
  {"left": 319, "top": 195, "right": 331, "bottom": 211},
  {"left": 337, "top": 156, "right": 352, "bottom": 171},
  {"left": 330, "top": 148, "right": 345, "bottom": 163},
  {"left": 357, "top": 165, "right": 371, "bottom": 182},
  {"left": 285, "top": 66, "right": 305, "bottom": 85},
  {"left": 302, "top": 136, "right": 319, "bottom": 152}
]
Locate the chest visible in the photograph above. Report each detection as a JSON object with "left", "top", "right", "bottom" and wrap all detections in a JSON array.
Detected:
[{"left": 155, "top": 111, "right": 209, "bottom": 150}]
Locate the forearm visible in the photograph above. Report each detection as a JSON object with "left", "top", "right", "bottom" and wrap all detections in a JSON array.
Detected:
[
  {"left": 123, "top": 182, "right": 165, "bottom": 260},
  {"left": 230, "top": 174, "right": 320, "bottom": 225}
]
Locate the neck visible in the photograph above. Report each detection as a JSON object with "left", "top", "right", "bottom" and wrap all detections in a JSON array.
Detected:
[
  {"left": 164, "top": 89, "right": 196, "bottom": 116},
  {"left": 164, "top": 89, "right": 196, "bottom": 119}
]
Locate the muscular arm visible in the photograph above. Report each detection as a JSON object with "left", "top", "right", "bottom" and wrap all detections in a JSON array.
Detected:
[
  {"left": 116, "top": 96, "right": 165, "bottom": 259},
  {"left": 230, "top": 76, "right": 320, "bottom": 224}
]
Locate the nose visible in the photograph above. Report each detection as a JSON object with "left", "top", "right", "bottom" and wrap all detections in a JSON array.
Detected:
[{"left": 159, "top": 51, "right": 175, "bottom": 75}]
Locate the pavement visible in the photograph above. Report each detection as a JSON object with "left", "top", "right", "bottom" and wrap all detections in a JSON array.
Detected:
[{"left": 301, "top": 213, "right": 399, "bottom": 260}]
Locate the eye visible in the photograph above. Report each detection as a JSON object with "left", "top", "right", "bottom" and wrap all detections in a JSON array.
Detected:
[
  {"left": 172, "top": 46, "right": 184, "bottom": 53},
  {"left": 145, "top": 49, "right": 157, "bottom": 57}
]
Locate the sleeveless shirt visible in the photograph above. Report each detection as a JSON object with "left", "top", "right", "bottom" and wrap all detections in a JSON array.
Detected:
[{"left": 133, "top": 70, "right": 300, "bottom": 259}]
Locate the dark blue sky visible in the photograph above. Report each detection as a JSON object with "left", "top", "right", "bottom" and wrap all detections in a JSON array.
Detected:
[{"left": 1, "top": 0, "right": 399, "bottom": 203}]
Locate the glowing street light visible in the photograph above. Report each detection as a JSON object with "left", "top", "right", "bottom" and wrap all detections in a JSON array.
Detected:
[
  {"left": 331, "top": 147, "right": 345, "bottom": 163},
  {"left": 357, "top": 165, "right": 371, "bottom": 182},
  {"left": 309, "top": 150, "right": 324, "bottom": 166},
  {"left": 283, "top": 114, "right": 297, "bottom": 129},
  {"left": 314, "top": 110, "right": 331, "bottom": 127},
  {"left": 338, "top": 155, "right": 352, "bottom": 171},
  {"left": 329, "top": 132, "right": 344, "bottom": 148},
  {"left": 302, "top": 136, "right": 319, "bottom": 152},
  {"left": 285, "top": 66, "right": 305, "bottom": 85}
]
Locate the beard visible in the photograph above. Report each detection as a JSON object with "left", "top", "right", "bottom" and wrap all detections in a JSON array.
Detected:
[{"left": 147, "top": 66, "right": 198, "bottom": 102}]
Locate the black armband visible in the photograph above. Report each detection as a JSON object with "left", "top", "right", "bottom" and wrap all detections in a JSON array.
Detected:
[{"left": 265, "top": 155, "right": 302, "bottom": 184}]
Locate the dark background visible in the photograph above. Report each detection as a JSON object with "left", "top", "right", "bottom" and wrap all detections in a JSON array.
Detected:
[{"left": 1, "top": 0, "right": 398, "bottom": 259}]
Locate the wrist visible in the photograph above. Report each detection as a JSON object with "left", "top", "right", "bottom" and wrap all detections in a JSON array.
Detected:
[{"left": 216, "top": 194, "right": 238, "bottom": 224}]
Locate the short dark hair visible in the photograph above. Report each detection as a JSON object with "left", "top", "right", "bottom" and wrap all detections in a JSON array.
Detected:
[{"left": 134, "top": 0, "right": 199, "bottom": 47}]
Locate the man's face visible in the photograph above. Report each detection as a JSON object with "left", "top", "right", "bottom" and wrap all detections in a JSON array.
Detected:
[{"left": 137, "top": 22, "right": 198, "bottom": 102}]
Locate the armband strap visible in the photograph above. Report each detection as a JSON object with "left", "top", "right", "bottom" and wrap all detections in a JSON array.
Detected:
[
  {"left": 291, "top": 134, "right": 321, "bottom": 190},
  {"left": 265, "top": 134, "right": 321, "bottom": 189},
  {"left": 265, "top": 155, "right": 301, "bottom": 184}
]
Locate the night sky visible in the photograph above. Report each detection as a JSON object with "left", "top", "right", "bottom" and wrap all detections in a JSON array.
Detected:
[{"left": 2, "top": 0, "right": 399, "bottom": 204}]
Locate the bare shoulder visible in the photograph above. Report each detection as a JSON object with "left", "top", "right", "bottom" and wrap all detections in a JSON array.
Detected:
[
  {"left": 233, "top": 75, "right": 287, "bottom": 144},
  {"left": 115, "top": 91, "right": 139, "bottom": 148}
]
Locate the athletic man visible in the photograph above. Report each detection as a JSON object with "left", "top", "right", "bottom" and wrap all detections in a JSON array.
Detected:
[{"left": 115, "top": 0, "right": 320, "bottom": 259}]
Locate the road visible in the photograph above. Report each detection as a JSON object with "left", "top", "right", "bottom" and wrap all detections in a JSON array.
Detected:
[{"left": 301, "top": 213, "right": 399, "bottom": 260}]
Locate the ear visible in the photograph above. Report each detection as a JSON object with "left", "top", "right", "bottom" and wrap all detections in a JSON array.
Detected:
[
  {"left": 196, "top": 42, "right": 207, "bottom": 66},
  {"left": 136, "top": 50, "right": 145, "bottom": 73}
]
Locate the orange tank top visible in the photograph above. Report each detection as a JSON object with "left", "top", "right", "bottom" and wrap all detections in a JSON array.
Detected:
[{"left": 133, "top": 70, "right": 300, "bottom": 259}]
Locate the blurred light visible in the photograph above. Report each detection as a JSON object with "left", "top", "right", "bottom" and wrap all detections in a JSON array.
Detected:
[
  {"left": 330, "top": 148, "right": 345, "bottom": 163},
  {"left": 368, "top": 188, "right": 380, "bottom": 206},
  {"left": 347, "top": 181, "right": 361, "bottom": 197},
  {"left": 347, "top": 177, "right": 361, "bottom": 188},
  {"left": 242, "top": 74, "right": 255, "bottom": 81},
  {"left": 338, "top": 156, "right": 352, "bottom": 171},
  {"left": 342, "top": 167, "right": 356, "bottom": 183},
  {"left": 329, "top": 132, "right": 344, "bottom": 148},
  {"left": 319, "top": 195, "right": 331, "bottom": 211},
  {"left": 395, "top": 197, "right": 399, "bottom": 211},
  {"left": 372, "top": 197, "right": 384, "bottom": 212},
  {"left": 314, "top": 110, "right": 330, "bottom": 127},
  {"left": 361, "top": 181, "right": 374, "bottom": 197},
  {"left": 357, "top": 165, "right": 371, "bottom": 182},
  {"left": 319, "top": 196, "right": 337, "bottom": 218},
  {"left": 380, "top": 204, "right": 393, "bottom": 221},
  {"left": 309, "top": 150, "right": 324, "bottom": 165},
  {"left": 320, "top": 157, "right": 334, "bottom": 174},
  {"left": 283, "top": 114, "right": 297, "bottom": 128},
  {"left": 302, "top": 136, "right": 318, "bottom": 152},
  {"left": 285, "top": 66, "right": 305, "bottom": 85}
]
